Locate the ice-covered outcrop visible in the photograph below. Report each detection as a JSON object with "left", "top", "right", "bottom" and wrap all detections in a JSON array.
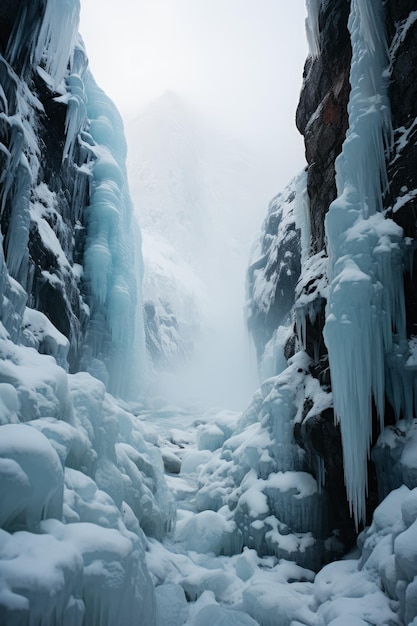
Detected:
[
  {"left": 0, "top": 330, "right": 175, "bottom": 624},
  {"left": 0, "top": 1, "right": 173, "bottom": 623},
  {"left": 243, "top": 0, "right": 417, "bottom": 566},
  {"left": 0, "top": 0, "right": 144, "bottom": 399}
]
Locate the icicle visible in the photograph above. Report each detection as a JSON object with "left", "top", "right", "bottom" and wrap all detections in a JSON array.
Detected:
[
  {"left": 61, "top": 73, "right": 87, "bottom": 161},
  {"left": 305, "top": 0, "right": 321, "bottom": 58},
  {"left": 323, "top": 0, "right": 405, "bottom": 526}
]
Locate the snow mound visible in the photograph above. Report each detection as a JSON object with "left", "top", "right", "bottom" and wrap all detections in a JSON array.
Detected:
[{"left": 0, "top": 424, "right": 63, "bottom": 531}]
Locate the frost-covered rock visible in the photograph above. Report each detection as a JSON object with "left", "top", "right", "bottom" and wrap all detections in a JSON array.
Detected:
[
  {"left": 247, "top": 172, "right": 305, "bottom": 365},
  {"left": 194, "top": 353, "right": 342, "bottom": 571}
]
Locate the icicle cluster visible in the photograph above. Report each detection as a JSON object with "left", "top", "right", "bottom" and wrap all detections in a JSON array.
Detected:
[
  {"left": 323, "top": 0, "right": 405, "bottom": 526},
  {"left": 6, "top": 0, "right": 80, "bottom": 89}
]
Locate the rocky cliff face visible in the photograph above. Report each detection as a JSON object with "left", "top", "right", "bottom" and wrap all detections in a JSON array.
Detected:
[{"left": 247, "top": 0, "right": 417, "bottom": 554}]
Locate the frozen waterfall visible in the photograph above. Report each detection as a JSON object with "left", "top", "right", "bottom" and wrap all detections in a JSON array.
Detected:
[{"left": 323, "top": 0, "right": 406, "bottom": 526}]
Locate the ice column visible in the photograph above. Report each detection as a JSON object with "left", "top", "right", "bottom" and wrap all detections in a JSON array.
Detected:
[
  {"left": 83, "top": 73, "right": 145, "bottom": 400},
  {"left": 323, "top": 0, "right": 405, "bottom": 525}
]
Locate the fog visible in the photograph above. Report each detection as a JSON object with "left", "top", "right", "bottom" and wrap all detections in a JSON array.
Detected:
[
  {"left": 79, "top": 2, "right": 309, "bottom": 408},
  {"left": 80, "top": 1, "right": 308, "bottom": 196}
]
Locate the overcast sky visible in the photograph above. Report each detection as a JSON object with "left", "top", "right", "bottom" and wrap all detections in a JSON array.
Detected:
[{"left": 79, "top": 1, "right": 308, "bottom": 196}]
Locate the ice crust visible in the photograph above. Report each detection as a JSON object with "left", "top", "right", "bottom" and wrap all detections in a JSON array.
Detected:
[{"left": 191, "top": 353, "right": 336, "bottom": 571}]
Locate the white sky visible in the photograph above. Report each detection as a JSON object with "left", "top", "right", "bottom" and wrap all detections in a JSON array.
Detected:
[{"left": 79, "top": 1, "right": 308, "bottom": 196}]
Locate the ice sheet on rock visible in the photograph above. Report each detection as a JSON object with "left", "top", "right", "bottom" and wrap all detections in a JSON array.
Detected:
[
  {"left": 247, "top": 172, "right": 303, "bottom": 364},
  {"left": 305, "top": 0, "right": 321, "bottom": 58},
  {"left": 259, "top": 324, "right": 291, "bottom": 381},
  {"left": 81, "top": 71, "right": 145, "bottom": 400},
  {"left": 295, "top": 250, "right": 328, "bottom": 356}
]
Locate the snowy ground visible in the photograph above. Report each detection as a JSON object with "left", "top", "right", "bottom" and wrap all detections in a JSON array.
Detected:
[{"left": 137, "top": 404, "right": 407, "bottom": 626}]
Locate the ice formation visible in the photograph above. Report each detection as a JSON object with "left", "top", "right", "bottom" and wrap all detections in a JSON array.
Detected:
[
  {"left": 323, "top": 0, "right": 406, "bottom": 525},
  {"left": 247, "top": 172, "right": 305, "bottom": 370}
]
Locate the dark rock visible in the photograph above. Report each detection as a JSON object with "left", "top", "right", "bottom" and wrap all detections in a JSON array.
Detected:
[
  {"left": 297, "top": 407, "right": 357, "bottom": 550},
  {"left": 296, "top": 0, "right": 351, "bottom": 253}
]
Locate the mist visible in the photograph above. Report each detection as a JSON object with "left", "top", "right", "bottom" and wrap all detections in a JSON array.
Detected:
[{"left": 79, "top": 2, "right": 309, "bottom": 409}]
